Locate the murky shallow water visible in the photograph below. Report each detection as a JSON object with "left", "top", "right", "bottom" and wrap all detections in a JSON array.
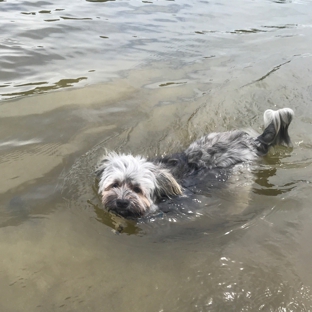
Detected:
[{"left": 1, "top": 0, "right": 312, "bottom": 311}]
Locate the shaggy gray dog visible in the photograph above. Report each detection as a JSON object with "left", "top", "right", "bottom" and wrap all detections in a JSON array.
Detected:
[{"left": 96, "top": 108, "right": 294, "bottom": 219}]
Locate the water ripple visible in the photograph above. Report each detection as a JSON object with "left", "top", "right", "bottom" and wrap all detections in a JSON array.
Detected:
[{"left": 1, "top": 0, "right": 312, "bottom": 99}]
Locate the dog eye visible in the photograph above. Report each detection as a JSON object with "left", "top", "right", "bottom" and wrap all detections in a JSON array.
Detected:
[
  {"left": 168, "top": 158, "right": 178, "bottom": 166},
  {"left": 133, "top": 186, "right": 142, "bottom": 194},
  {"left": 111, "top": 182, "right": 120, "bottom": 188}
]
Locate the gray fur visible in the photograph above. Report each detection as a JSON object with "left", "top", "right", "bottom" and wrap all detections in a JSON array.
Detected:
[{"left": 185, "top": 130, "right": 259, "bottom": 169}]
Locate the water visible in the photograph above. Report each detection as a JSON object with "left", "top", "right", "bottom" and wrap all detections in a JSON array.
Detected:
[{"left": 1, "top": 0, "right": 312, "bottom": 311}]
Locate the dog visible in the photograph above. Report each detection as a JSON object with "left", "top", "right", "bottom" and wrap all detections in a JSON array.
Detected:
[{"left": 96, "top": 108, "right": 294, "bottom": 219}]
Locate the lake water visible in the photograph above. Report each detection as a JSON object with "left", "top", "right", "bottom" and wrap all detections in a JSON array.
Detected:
[{"left": 1, "top": 0, "right": 312, "bottom": 311}]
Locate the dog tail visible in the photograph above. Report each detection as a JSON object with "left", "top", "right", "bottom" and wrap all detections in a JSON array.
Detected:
[{"left": 257, "top": 108, "right": 294, "bottom": 150}]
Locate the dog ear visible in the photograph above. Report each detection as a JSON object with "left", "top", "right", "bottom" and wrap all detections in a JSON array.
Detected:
[{"left": 153, "top": 168, "right": 182, "bottom": 199}]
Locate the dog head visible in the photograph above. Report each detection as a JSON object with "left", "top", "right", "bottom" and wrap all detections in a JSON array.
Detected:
[{"left": 96, "top": 153, "right": 182, "bottom": 218}]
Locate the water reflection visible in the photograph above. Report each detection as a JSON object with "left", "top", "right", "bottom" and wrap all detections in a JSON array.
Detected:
[
  {"left": 86, "top": 0, "right": 115, "bottom": 2},
  {"left": 60, "top": 16, "right": 93, "bottom": 20},
  {"left": 92, "top": 201, "right": 142, "bottom": 235},
  {"left": 1, "top": 0, "right": 310, "bottom": 100},
  {"left": 2, "top": 77, "right": 87, "bottom": 99}
]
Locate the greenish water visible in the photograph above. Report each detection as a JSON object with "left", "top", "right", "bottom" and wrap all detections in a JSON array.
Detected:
[{"left": 1, "top": 0, "right": 312, "bottom": 311}]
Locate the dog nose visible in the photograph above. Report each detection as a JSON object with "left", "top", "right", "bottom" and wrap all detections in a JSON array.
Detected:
[{"left": 116, "top": 199, "right": 130, "bottom": 209}]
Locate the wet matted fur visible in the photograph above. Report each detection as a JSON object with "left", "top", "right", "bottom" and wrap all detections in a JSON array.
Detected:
[{"left": 96, "top": 108, "right": 294, "bottom": 219}]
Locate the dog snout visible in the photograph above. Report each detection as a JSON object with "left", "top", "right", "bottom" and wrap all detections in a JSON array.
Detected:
[{"left": 116, "top": 199, "right": 130, "bottom": 209}]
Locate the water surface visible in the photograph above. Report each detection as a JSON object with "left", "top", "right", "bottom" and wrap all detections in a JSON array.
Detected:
[{"left": 1, "top": 0, "right": 312, "bottom": 311}]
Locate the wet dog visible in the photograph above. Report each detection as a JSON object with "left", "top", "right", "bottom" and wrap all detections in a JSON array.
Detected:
[{"left": 96, "top": 108, "right": 294, "bottom": 219}]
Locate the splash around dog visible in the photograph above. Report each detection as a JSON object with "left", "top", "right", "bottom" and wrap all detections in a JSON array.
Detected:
[{"left": 95, "top": 108, "right": 294, "bottom": 219}]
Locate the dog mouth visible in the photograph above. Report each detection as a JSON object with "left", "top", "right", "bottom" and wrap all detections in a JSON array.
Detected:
[
  {"left": 107, "top": 207, "right": 144, "bottom": 219},
  {"left": 105, "top": 199, "right": 146, "bottom": 219}
]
